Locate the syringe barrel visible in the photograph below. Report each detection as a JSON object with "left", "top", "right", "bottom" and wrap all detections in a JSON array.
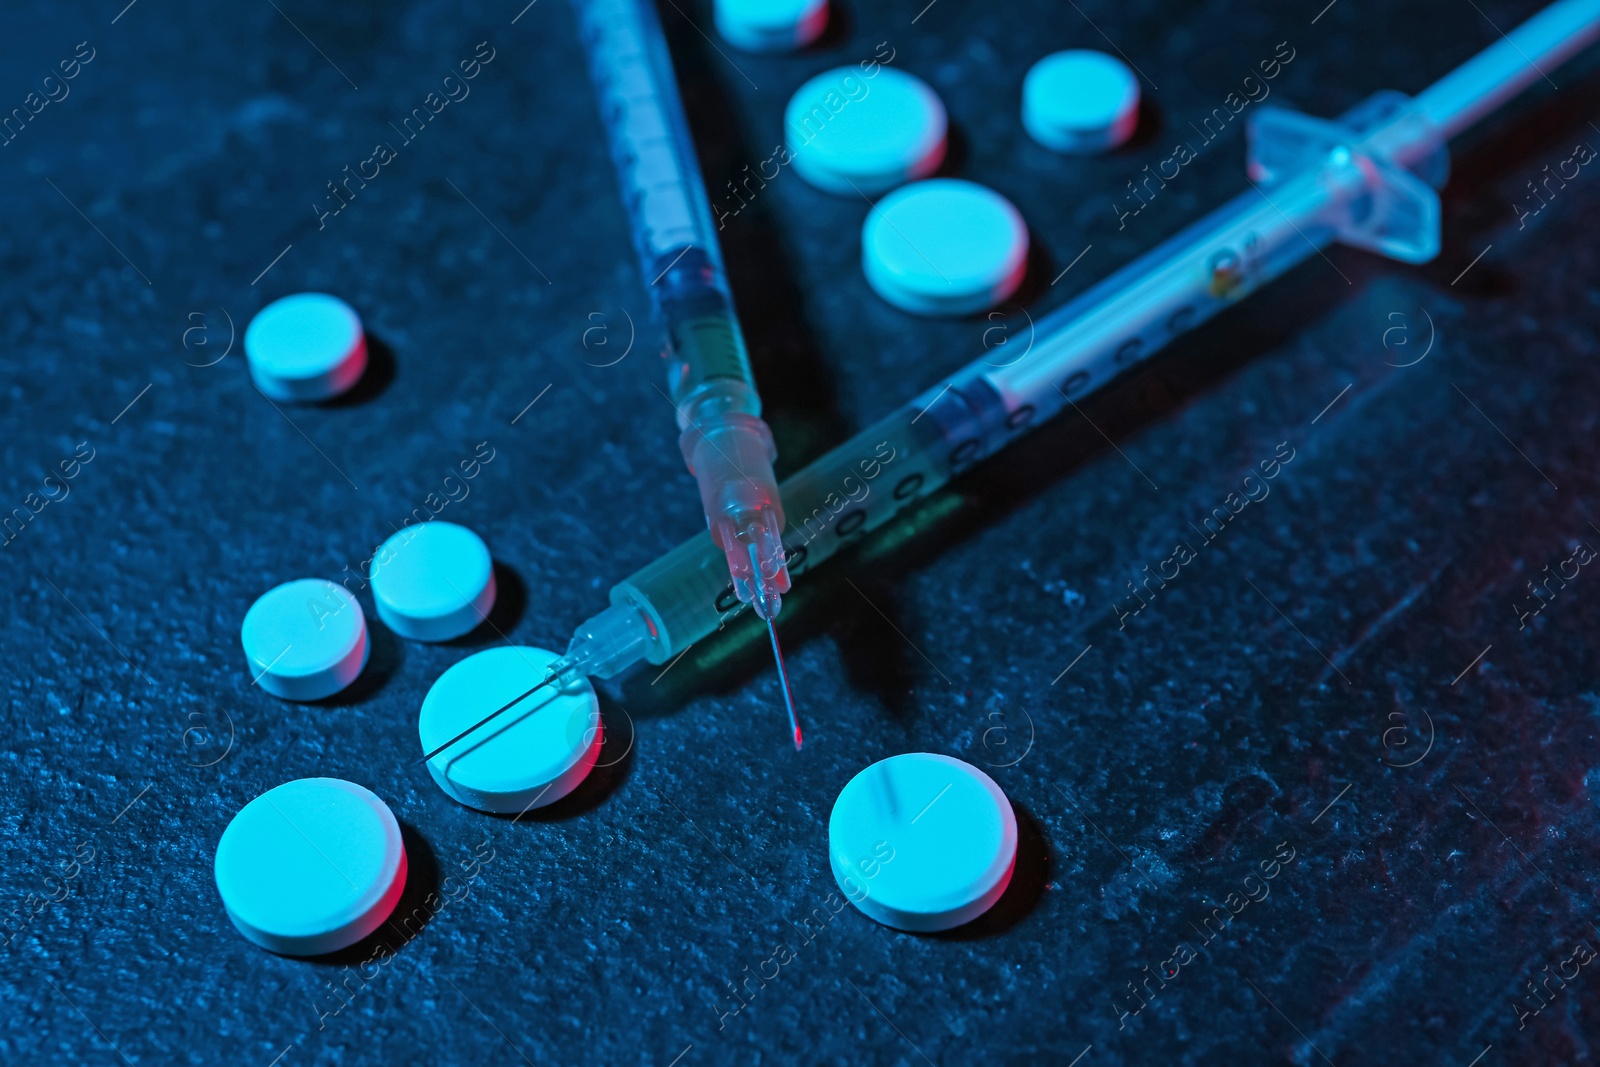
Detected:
[
  {"left": 573, "top": 0, "right": 762, "bottom": 419},
  {"left": 655, "top": 249, "right": 760, "bottom": 419},
  {"left": 1416, "top": 0, "right": 1600, "bottom": 140},
  {"left": 574, "top": 0, "right": 730, "bottom": 288}
]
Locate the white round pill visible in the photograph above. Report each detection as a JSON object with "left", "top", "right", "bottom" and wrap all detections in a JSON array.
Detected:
[
  {"left": 244, "top": 293, "right": 368, "bottom": 402},
  {"left": 829, "top": 753, "right": 1016, "bottom": 932},
  {"left": 716, "top": 0, "right": 828, "bottom": 53},
  {"left": 862, "top": 179, "right": 1029, "bottom": 316},
  {"left": 240, "top": 579, "right": 369, "bottom": 701},
  {"left": 369, "top": 522, "right": 496, "bottom": 643},
  {"left": 214, "top": 777, "right": 407, "bottom": 956},
  {"left": 1023, "top": 50, "right": 1140, "bottom": 154},
  {"left": 419, "top": 646, "right": 602, "bottom": 814},
  {"left": 786, "top": 67, "right": 947, "bottom": 197}
]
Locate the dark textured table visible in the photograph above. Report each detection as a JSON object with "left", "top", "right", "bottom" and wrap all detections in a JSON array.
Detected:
[{"left": 4, "top": 0, "right": 1600, "bottom": 1063}]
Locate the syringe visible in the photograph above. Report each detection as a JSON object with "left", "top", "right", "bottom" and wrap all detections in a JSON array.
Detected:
[
  {"left": 421, "top": 0, "right": 1600, "bottom": 765},
  {"left": 573, "top": 0, "right": 800, "bottom": 745}
]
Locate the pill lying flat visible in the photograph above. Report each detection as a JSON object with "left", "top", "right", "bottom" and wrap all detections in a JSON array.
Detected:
[
  {"left": 240, "top": 579, "right": 369, "bottom": 701},
  {"left": 862, "top": 179, "right": 1029, "bottom": 316},
  {"left": 1023, "top": 50, "right": 1140, "bottom": 154},
  {"left": 419, "top": 646, "right": 602, "bottom": 814},
  {"left": 370, "top": 522, "right": 496, "bottom": 643},
  {"left": 214, "top": 777, "right": 407, "bottom": 956},
  {"left": 716, "top": 0, "right": 828, "bottom": 53},
  {"left": 829, "top": 753, "right": 1016, "bottom": 931},
  {"left": 786, "top": 67, "right": 947, "bottom": 196},
  {"left": 244, "top": 293, "right": 368, "bottom": 402}
]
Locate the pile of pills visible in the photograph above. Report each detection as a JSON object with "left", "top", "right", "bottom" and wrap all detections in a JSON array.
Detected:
[
  {"left": 213, "top": 11, "right": 1137, "bottom": 952},
  {"left": 221, "top": 294, "right": 1023, "bottom": 947},
  {"left": 223, "top": 313, "right": 622, "bottom": 950}
]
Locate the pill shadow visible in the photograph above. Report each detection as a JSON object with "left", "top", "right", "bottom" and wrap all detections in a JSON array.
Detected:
[
  {"left": 489, "top": 697, "right": 636, "bottom": 823},
  {"left": 1116, "top": 93, "right": 1164, "bottom": 155},
  {"left": 807, "top": 0, "right": 852, "bottom": 50},
  {"left": 934, "top": 121, "right": 969, "bottom": 181},
  {"left": 922, "top": 801, "right": 1050, "bottom": 941},
  {"left": 312, "top": 615, "right": 402, "bottom": 706},
  {"left": 446, "top": 561, "right": 527, "bottom": 648},
  {"left": 313, "top": 821, "right": 439, "bottom": 966},
  {"left": 324, "top": 332, "right": 397, "bottom": 407},
  {"left": 984, "top": 235, "right": 1053, "bottom": 314}
]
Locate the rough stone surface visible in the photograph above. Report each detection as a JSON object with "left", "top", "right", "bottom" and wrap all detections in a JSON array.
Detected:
[{"left": 3, "top": 0, "right": 1600, "bottom": 1063}]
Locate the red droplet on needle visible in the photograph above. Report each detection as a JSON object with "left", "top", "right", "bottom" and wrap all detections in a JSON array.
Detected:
[{"left": 767, "top": 617, "right": 803, "bottom": 753}]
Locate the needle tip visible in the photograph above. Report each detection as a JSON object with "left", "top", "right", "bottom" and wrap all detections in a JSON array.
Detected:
[{"left": 767, "top": 617, "right": 803, "bottom": 752}]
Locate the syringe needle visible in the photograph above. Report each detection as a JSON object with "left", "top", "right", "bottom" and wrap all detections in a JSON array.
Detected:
[
  {"left": 413, "top": 672, "right": 561, "bottom": 766},
  {"left": 767, "top": 617, "right": 802, "bottom": 751}
]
